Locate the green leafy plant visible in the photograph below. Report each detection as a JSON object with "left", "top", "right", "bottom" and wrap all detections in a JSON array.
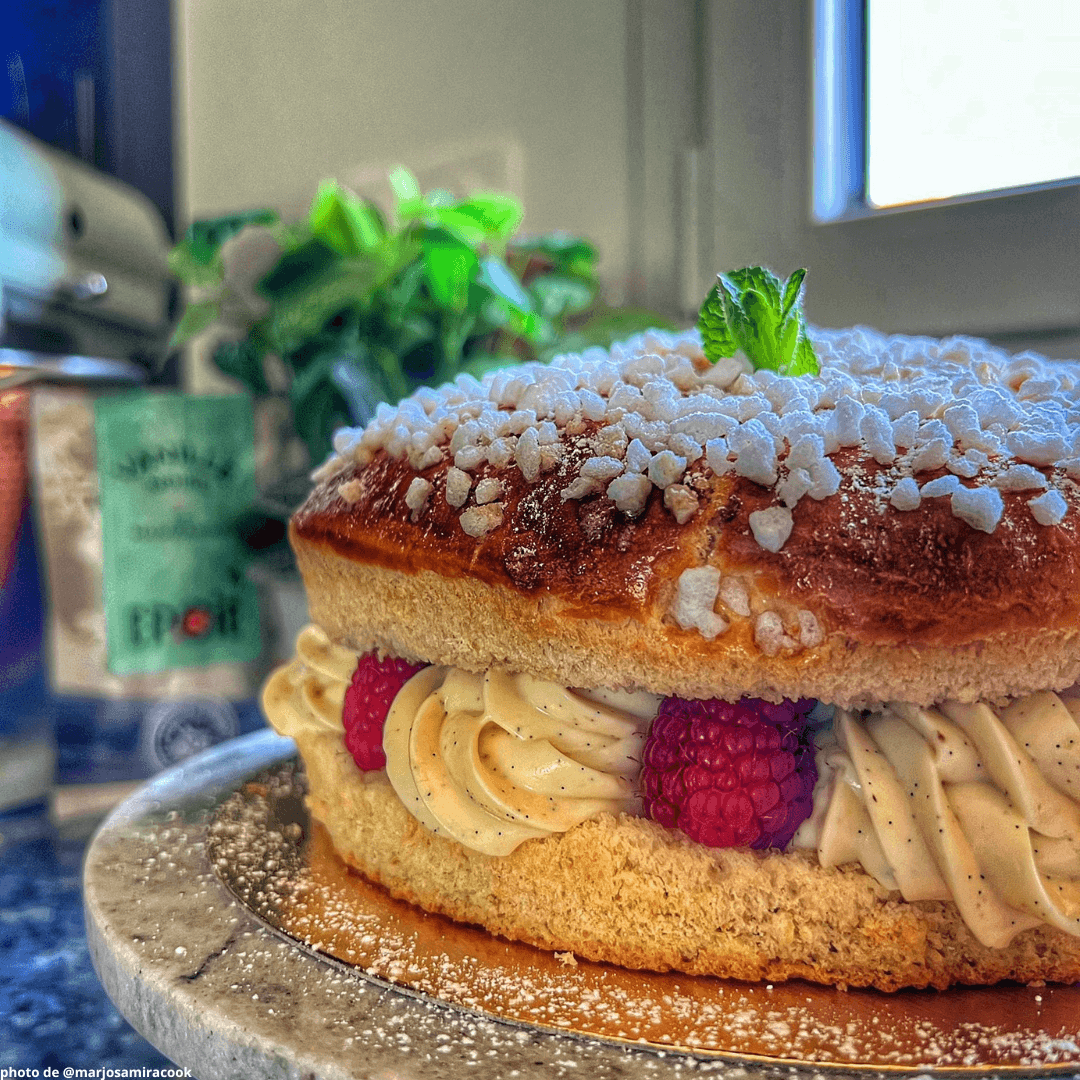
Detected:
[
  {"left": 170, "top": 169, "right": 672, "bottom": 466},
  {"left": 697, "top": 266, "right": 819, "bottom": 376}
]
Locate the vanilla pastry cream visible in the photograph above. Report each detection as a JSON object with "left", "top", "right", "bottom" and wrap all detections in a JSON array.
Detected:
[
  {"left": 263, "top": 625, "right": 659, "bottom": 856},
  {"left": 795, "top": 693, "right": 1080, "bottom": 947},
  {"left": 383, "top": 666, "right": 659, "bottom": 855},
  {"left": 262, "top": 624, "right": 358, "bottom": 740}
]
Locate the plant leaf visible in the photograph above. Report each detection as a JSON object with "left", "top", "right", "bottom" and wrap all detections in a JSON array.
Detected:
[
  {"left": 212, "top": 339, "right": 270, "bottom": 394},
  {"left": 168, "top": 244, "right": 224, "bottom": 289},
  {"left": 389, "top": 166, "right": 424, "bottom": 221},
  {"left": 516, "top": 232, "right": 597, "bottom": 267},
  {"left": 724, "top": 266, "right": 783, "bottom": 310},
  {"left": 259, "top": 264, "right": 376, "bottom": 356},
  {"left": 780, "top": 266, "right": 807, "bottom": 322},
  {"left": 366, "top": 341, "right": 414, "bottom": 402},
  {"left": 699, "top": 266, "right": 819, "bottom": 376},
  {"left": 523, "top": 311, "right": 557, "bottom": 348},
  {"left": 383, "top": 258, "right": 426, "bottom": 313},
  {"left": 478, "top": 256, "right": 533, "bottom": 314},
  {"left": 697, "top": 281, "right": 737, "bottom": 358},
  {"left": 290, "top": 376, "right": 352, "bottom": 470},
  {"left": 422, "top": 229, "right": 479, "bottom": 312},
  {"left": 308, "top": 180, "right": 384, "bottom": 256},
  {"left": 453, "top": 193, "right": 523, "bottom": 240},
  {"left": 729, "top": 275, "right": 782, "bottom": 369},
  {"left": 169, "top": 298, "right": 221, "bottom": 347},
  {"left": 785, "top": 332, "right": 820, "bottom": 377},
  {"left": 432, "top": 311, "right": 478, "bottom": 385},
  {"left": 175, "top": 210, "right": 279, "bottom": 275},
  {"left": 289, "top": 348, "right": 340, "bottom": 405},
  {"left": 256, "top": 238, "right": 341, "bottom": 298},
  {"left": 330, "top": 351, "right": 395, "bottom": 423},
  {"left": 428, "top": 206, "right": 491, "bottom": 246},
  {"left": 424, "top": 188, "right": 455, "bottom": 209},
  {"left": 529, "top": 274, "right": 594, "bottom": 320}
]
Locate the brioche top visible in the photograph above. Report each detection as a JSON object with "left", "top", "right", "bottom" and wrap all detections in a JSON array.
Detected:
[{"left": 293, "top": 326, "right": 1080, "bottom": 689}]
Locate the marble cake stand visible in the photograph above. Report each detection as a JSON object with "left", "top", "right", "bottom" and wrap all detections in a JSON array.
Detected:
[
  {"left": 84, "top": 730, "right": 1080, "bottom": 1080},
  {"left": 83, "top": 731, "right": 737, "bottom": 1080}
]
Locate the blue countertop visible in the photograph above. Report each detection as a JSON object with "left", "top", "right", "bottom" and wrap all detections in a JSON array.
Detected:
[{"left": 0, "top": 803, "right": 175, "bottom": 1073}]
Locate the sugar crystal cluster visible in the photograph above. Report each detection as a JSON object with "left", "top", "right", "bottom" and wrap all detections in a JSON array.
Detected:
[{"left": 320, "top": 325, "right": 1080, "bottom": 535}]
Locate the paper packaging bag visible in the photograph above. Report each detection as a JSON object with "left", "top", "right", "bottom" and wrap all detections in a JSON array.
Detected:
[{"left": 31, "top": 387, "right": 267, "bottom": 784}]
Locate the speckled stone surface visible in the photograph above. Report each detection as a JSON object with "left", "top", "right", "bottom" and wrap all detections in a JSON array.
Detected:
[
  {"left": 85, "top": 732, "right": 785, "bottom": 1080},
  {"left": 0, "top": 802, "right": 176, "bottom": 1072}
]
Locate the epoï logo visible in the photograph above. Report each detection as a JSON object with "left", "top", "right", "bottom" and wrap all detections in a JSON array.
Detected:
[{"left": 127, "top": 592, "right": 244, "bottom": 648}]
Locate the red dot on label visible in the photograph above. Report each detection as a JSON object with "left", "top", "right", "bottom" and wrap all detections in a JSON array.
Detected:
[{"left": 181, "top": 607, "right": 213, "bottom": 637}]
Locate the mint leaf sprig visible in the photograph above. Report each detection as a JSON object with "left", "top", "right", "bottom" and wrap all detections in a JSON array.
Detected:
[{"left": 698, "top": 266, "right": 819, "bottom": 376}]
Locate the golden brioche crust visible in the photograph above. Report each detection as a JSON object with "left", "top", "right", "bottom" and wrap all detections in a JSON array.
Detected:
[
  {"left": 292, "top": 437, "right": 1080, "bottom": 706},
  {"left": 725, "top": 449, "right": 1080, "bottom": 646},
  {"left": 293, "top": 520, "right": 1080, "bottom": 708},
  {"left": 295, "top": 728, "right": 1080, "bottom": 992}
]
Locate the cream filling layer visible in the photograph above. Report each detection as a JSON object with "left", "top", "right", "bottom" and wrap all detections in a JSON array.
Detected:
[
  {"left": 383, "top": 666, "right": 659, "bottom": 855},
  {"left": 794, "top": 693, "right": 1080, "bottom": 947},
  {"left": 262, "top": 625, "right": 659, "bottom": 856},
  {"left": 264, "top": 627, "right": 1080, "bottom": 944},
  {"left": 261, "top": 624, "right": 358, "bottom": 739}
]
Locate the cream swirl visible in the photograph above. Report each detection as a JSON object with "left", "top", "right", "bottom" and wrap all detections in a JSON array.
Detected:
[
  {"left": 796, "top": 692, "right": 1080, "bottom": 947},
  {"left": 261, "top": 624, "right": 358, "bottom": 740},
  {"left": 383, "top": 667, "right": 660, "bottom": 856},
  {"left": 261, "top": 626, "right": 660, "bottom": 856}
]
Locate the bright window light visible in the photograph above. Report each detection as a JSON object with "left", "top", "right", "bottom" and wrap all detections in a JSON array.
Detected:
[{"left": 866, "top": 0, "right": 1080, "bottom": 208}]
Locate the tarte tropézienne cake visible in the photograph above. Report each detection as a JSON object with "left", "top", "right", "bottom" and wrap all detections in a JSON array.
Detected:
[{"left": 264, "top": 268, "right": 1080, "bottom": 991}]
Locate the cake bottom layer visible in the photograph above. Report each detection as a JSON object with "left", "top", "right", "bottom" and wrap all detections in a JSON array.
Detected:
[{"left": 295, "top": 729, "right": 1080, "bottom": 992}]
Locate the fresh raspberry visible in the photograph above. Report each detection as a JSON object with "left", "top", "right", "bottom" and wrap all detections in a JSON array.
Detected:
[
  {"left": 342, "top": 652, "right": 425, "bottom": 770},
  {"left": 640, "top": 696, "right": 817, "bottom": 850}
]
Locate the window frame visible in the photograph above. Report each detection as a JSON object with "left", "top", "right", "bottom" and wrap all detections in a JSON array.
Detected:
[{"left": 695, "top": 0, "right": 1080, "bottom": 353}]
